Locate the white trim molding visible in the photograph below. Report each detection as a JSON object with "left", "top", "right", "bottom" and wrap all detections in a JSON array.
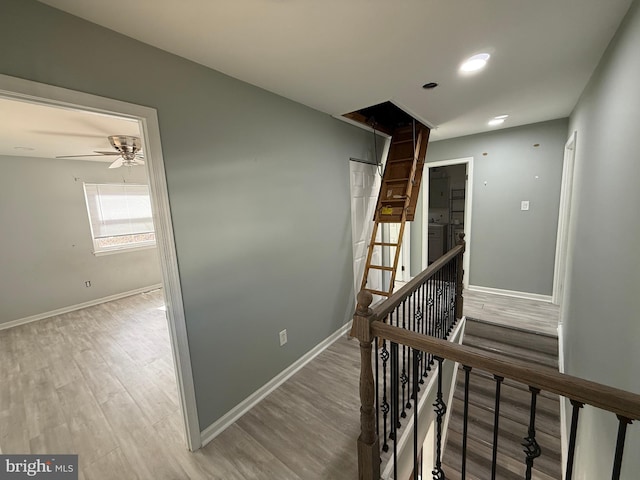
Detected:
[
  {"left": 0, "top": 284, "right": 163, "bottom": 331},
  {"left": 423, "top": 157, "right": 474, "bottom": 288},
  {"left": 0, "top": 74, "right": 201, "bottom": 451},
  {"left": 553, "top": 131, "right": 578, "bottom": 306},
  {"left": 467, "top": 284, "right": 553, "bottom": 303},
  {"left": 200, "top": 320, "right": 354, "bottom": 447}
]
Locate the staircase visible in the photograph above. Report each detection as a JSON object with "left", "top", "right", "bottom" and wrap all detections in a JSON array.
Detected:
[{"left": 443, "top": 319, "right": 561, "bottom": 479}]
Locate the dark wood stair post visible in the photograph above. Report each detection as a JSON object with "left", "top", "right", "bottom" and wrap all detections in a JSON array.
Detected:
[{"left": 350, "top": 290, "right": 380, "bottom": 480}]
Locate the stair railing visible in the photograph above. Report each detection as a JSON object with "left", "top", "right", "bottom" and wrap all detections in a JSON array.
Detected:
[
  {"left": 352, "top": 246, "right": 640, "bottom": 480},
  {"left": 351, "top": 236, "right": 466, "bottom": 479}
]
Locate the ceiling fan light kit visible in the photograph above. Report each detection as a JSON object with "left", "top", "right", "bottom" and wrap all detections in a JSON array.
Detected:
[{"left": 56, "top": 135, "right": 145, "bottom": 168}]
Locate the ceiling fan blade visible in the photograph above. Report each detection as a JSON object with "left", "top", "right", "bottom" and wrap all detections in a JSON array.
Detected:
[
  {"left": 135, "top": 159, "right": 145, "bottom": 165},
  {"left": 56, "top": 154, "right": 109, "bottom": 158},
  {"left": 93, "top": 151, "right": 121, "bottom": 155},
  {"left": 108, "top": 158, "right": 124, "bottom": 169}
]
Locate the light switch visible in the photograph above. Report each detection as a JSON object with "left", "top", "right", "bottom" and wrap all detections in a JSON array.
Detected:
[{"left": 521, "top": 200, "right": 530, "bottom": 211}]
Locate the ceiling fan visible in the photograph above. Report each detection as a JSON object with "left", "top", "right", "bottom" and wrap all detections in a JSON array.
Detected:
[{"left": 56, "top": 135, "right": 145, "bottom": 169}]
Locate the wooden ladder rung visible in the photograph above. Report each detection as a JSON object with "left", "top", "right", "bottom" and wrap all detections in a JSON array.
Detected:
[
  {"left": 368, "top": 265, "right": 395, "bottom": 271},
  {"left": 392, "top": 138, "right": 413, "bottom": 145},
  {"left": 387, "top": 156, "right": 417, "bottom": 164},
  {"left": 364, "top": 288, "right": 392, "bottom": 297},
  {"left": 373, "top": 242, "right": 400, "bottom": 247},
  {"left": 380, "top": 198, "right": 408, "bottom": 203},
  {"left": 384, "top": 177, "right": 410, "bottom": 183}
]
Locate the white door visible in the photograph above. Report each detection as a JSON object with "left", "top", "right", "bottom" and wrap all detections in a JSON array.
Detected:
[{"left": 350, "top": 161, "right": 382, "bottom": 300}]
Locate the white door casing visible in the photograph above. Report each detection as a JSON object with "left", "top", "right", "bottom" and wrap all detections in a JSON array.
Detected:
[
  {"left": 0, "top": 74, "right": 201, "bottom": 451},
  {"left": 422, "top": 157, "right": 473, "bottom": 288},
  {"left": 552, "top": 131, "right": 578, "bottom": 306}
]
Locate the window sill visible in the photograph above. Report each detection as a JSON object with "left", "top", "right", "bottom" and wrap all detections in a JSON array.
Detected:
[{"left": 93, "top": 243, "right": 157, "bottom": 257}]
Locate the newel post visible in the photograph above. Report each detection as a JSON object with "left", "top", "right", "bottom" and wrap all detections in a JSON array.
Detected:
[
  {"left": 350, "top": 290, "right": 380, "bottom": 480},
  {"left": 455, "top": 233, "right": 466, "bottom": 320}
]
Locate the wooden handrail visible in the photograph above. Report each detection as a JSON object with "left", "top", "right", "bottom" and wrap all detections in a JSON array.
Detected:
[
  {"left": 372, "top": 320, "right": 640, "bottom": 421},
  {"left": 371, "top": 242, "right": 464, "bottom": 320}
]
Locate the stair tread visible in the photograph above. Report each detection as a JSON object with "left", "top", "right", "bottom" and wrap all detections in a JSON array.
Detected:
[
  {"left": 447, "top": 399, "right": 561, "bottom": 477},
  {"left": 444, "top": 429, "right": 559, "bottom": 480},
  {"left": 453, "top": 373, "right": 561, "bottom": 437},
  {"left": 463, "top": 367, "right": 560, "bottom": 402},
  {"left": 465, "top": 319, "right": 558, "bottom": 355},
  {"left": 463, "top": 333, "right": 558, "bottom": 369}
]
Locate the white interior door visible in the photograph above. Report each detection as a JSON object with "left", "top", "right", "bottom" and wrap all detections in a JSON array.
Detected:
[{"left": 350, "top": 161, "right": 382, "bottom": 299}]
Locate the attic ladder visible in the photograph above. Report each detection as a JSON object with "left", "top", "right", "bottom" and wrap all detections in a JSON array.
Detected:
[{"left": 360, "top": 121, "right": 430, "bottom": 297}]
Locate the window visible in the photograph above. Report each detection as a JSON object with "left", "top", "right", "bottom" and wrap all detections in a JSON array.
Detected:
[{"left": 83, "top": 183, "right": 156, "bottom": 254}]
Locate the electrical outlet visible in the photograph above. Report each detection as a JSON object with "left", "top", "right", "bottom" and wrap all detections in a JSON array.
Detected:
[
  {"left": 279, "top": 329, "right": 288, "bottom": 346},
  {"left": 85, "top": 281, "right": 91, "bottom": 287},
  {"left": 521, "top": 200, "right": 530, "bottom": 211}
]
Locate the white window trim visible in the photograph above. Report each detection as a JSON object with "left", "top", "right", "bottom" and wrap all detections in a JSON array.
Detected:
[
  {"left": 93, "top": 243, "right": 157, "bottom": 256},
  {"left": 83, "top": 182, "right": 157, "bottom": 255}
]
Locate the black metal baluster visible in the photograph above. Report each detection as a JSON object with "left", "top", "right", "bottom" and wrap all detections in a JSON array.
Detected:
[
  {"left": 565, "top": 400, "right": 583, "bottom": 480},
  {"left": 461, "top": 365, "right": 472, "bottom": 479},
  {"left": 522, "top": 387, "right": 542, "bottom": 480},
  {"left": 432, "top": 356, "right": 446, "bottom": 480},
  {"left": 611, "top": 416, "right": 632, "bottom": 480},
  {"left": 448, "top": 260, "right": 455, "bottom": 334},
  {"left": 391, "top": 342, "right": 399, "bottom": 480},
  {"left": 375, "top": 336, "right": 380, "bottom": 440},
  {"left": 425, "top": 281, "right": 433, "bottom": 378},
  {"left": 406, "top": 296, "right": 412, "bottom": 410},
  {"left": 381, "top": 339, "right": 389, "bottom": 452},
  {"left": 413, "top": 349, "right": 421, "bottom": 480},
  {"left": 401, "top": 301, "right": 408, "bottom": 418},
  {"left": 453, "top": 255, "right": 459, "bottom": 323},
  {"left": 491, "top": 375, "right": 504, "bottom": 480}
]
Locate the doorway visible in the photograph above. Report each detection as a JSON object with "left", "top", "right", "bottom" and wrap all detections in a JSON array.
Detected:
[
  {"left": 422, "top": 157, "right": 474, "bottom": 287},
  {"left": 0, "top": 74, "right": 200, "bottom": 451}
]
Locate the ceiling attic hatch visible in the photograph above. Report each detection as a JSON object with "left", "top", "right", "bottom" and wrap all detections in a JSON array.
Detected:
[{"left": 343, "top": 101, "right": 421, "bottom": 135}]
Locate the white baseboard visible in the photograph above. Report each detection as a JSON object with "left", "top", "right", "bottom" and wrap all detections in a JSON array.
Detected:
[
  {"left": 468, "top": 284, "right": 552, "bottom": 303},
  {"left": 0, "top": 284, "right": 163, "bottom": 331},
  {"left": 200, "top": 320, "right": 354, "bottom": 447}
]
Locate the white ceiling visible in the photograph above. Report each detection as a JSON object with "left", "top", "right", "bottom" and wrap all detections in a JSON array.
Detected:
[
  {"left": 27, "top": 1, "right": 636, "bottom": 140},
  {"left": 0, "top": 97, "right": 140, "bottom": 160}
]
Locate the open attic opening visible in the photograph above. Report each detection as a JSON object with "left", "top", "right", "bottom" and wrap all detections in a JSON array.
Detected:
[{"left": 343, "top": 101, "right": 419, "bottom": 135}]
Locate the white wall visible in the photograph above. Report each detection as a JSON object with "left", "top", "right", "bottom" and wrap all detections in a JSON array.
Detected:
[
  {"left": 0, "top": 154, "right": 161, "bottom": 325},
  {"left": 563, "top": 1, "right": 640, "bottom": 478}
]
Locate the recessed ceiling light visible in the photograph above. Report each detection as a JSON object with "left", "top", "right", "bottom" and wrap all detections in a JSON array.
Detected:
[
  {"left": 488, "top": 118, "right": 504, "bottom": 126},
  {"left": 494, "top": 114, "right": 509, "bottom": 119},
  {"left": 422, "top": 82, "right": 439, "bottom": 89},
  {"left": 460, "top": 53, "right": 490, "bottom": 73}
]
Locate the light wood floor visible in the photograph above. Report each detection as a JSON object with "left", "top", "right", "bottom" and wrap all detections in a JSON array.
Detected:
[
  {"left": 463, "top": 289, "right": 559, "bottom": 337},
  {"left": 0, "top": 287, "right": 558, "bottom": 479},
  {"left": 0, "top": 289, "right": 361, "bottom": 479}
]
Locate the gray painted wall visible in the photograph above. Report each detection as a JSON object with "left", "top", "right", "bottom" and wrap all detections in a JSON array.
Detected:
[
  {"left": 0, "top": 0, "right": 372, "bottom": 430},
  {"left": 412, "top": 119, "right": 568, "bottom": 295},
  {"left": 564, "top": 1, "right": 640, "bottom": 477},
  {"left": 0, "top": 155, "right": 161, "bottom": 324}
]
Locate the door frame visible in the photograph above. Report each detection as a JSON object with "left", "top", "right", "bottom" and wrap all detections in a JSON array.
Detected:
[
  {"left": 0, "top": 74, "right": 201, "bottom": 451},
  {"left": 422, "top": 157, "right": 474, "bottom": 288},
  {"left": 552, "top": 131, "right": 578, "bottom": 305}
]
